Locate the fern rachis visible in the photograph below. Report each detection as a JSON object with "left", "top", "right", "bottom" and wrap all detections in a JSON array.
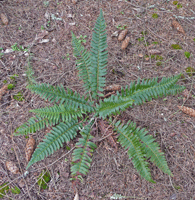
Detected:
[{"left": 14, "top": 9, "right": 185, "bottom": 183}]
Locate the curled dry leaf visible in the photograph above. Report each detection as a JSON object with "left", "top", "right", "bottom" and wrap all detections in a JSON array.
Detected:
[
  {"left": 0, "top": 85, "right": 8, "bottom": 100},
  {"left": 148, "top": 49, "right": 161, "bottom": 55},
  {"left": 25, "top": 137, "right": 35, "bottom": 162},
  {"left": 111, "top": 31, "right": 119, "bottom": 37},
  {"left": 6, "top": 161, "right": 20, "bottom": 174},
  {"left": 0, "top": 13, "right": 8, "bottom": 25},
  {"left": 104, "top": 84, "right": 121, "bottom": 92},
  {"left": 172, "top": 20, "right": 186, "bottom": 35},
  {"left": 121, "top": 36, "right": 130, "bottom": 50},
  {"left": 118, "top": 29, "right": 128, "bottom": 41},
  {"left": 178, "top": 106, "right": 195, "bottom": 117}
]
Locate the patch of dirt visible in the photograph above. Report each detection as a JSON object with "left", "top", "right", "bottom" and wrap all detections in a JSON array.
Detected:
[{"left": 0, "top": 0, "right": 195, "bottom": 199}]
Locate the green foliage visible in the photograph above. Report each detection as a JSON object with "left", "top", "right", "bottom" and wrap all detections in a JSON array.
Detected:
[
  {"left": 176, "top": 4, "right": 182, "bottom": 8},
  {"left": 185, "top": 67, "right": 195, "bottom": 76},
  {"left": 116, "top": 25, "right": 127, "bottom": 30},
  {"left": 173, "top": 1, "right": 178, "bottom": 5},
  {"left": 7, "top": 84, "right": 15, "bottom": 90},
  {"left": 14, "top": 9, "right": 185, "bottom": 183},
  {"left": 13, "top": 92, "right": 25, "bottom": 101},
  {"left": 11, "top": 43, "right": 28, "bottom": 52},
  {"left": 171, "top": 44, "right": 182, "bottom": 49},
  {"left": 0, "top": 183, "right": 9, "bottom": 198},
  {"left": 184, "top": 51, "right": 191, "bottom": 58},
  {"left": 152, "top": 13, "right": 158, "bottom": 19},
  {"left": 37, "top": 170, "right": 51, "bottom": 189},
  {"left": 11, "top": 186, "right": 21, "bottom": 194},
  {"left": 156, "top": 61, "right": 162, "bottom": 66}
]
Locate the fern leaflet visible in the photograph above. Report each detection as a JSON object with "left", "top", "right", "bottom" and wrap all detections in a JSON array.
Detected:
[
  {"left": 27, "top": 83, "right": 94, "bottom": 112},
  {"left": 120, "top": 74, "right": 185, "bottom": 105},
  {"left": 71, "top": 32, "right": 92, "bottom": 92},
  {"left": 127, "top": 121, "right": 172, "bottom": 176},
  {"left": 90, "top": 9, "right": 108, "bottom": 98},
  {"left": 96, "top": 95, "right": 134, "bottom": 119},
  {"left": 113, "top": 120, "right": 155, "bottom": 183},
  {"left": 27, "top": 119, "right": 80, "bottom": 169},
  {"left": 14, "top": 115, "right": 52, "bottom": 136},
  {"left": 30, "top": 104, "right": 84, "bottom": 123},
  {"left": 71, "top": 123, "right": 96, "bottom": 176}
]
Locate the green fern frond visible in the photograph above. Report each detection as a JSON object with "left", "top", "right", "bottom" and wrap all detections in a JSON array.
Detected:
[
  {"left": 71, "top": 123, "right": 96, "bottom": 176},
  {"left": 121, "top": 74, "right": 185, "bottom": 105},
  {"left": 128, "top": 121, "right": 172, "bottom": 176},
  {"left": 114, "top": 120, "right": 155, "bottom": 183},
  {"left": 96, "top": 95, "right": 134, "bottom": 119},
  {"left": 71, "top": 32, "right": 92, "bottom": 92},
  {"left": 27, "top": 83, "right": 94, "bottom": 112},
  {"left": 27, "top": 119, "right": 80, "bottom": 169},
  {"left": 14, "top": 115, "right": 52, "bottom": 136},
  {"left": 30, "top": 104, "right": 84, "bottom": 123},
  {"left": 90, "top": 9, "right": 108, "bottom": 98}
]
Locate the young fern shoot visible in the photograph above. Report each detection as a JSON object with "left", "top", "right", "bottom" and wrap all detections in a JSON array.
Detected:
[{"left": 14, "top": 9, "right": 185, "bottom": 183}]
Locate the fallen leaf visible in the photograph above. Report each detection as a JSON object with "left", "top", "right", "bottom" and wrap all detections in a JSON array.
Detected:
[
  {"left": 6, "top": 161, "right": 20, "bottom": 174},
  {"left": 69, "top": 22, "right": 76, "bottom": 26},
  {"left": 121, "top": 36, "right": 130, "bottom": 50},
  {"left": 172, "top": 20, "right": 186, "bottom": 35},
  {"left": 138, "top": 53, "right": 143, "bottom": 58},
  {"left": 0, "top": 13, "right": 8, "bottom": 25},
  {"left": 118, "top": 29, "right": 128, "bottom": 41},
  {"left": 145, "top": 57, "right": 150, "bottom": 61},
  {"left": 148, "top": 49, "right": 161, "bottom": 55},
  {"left": 178, "top": 106, "right": 195, "bottom": 117},
  {"left": 25, "top": 137, "right": 35, "bottom": 162}
]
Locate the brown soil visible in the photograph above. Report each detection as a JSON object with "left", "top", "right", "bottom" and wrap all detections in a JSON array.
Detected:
[{"left": 0, "top": 0, "right": 195, "bottom": 199}]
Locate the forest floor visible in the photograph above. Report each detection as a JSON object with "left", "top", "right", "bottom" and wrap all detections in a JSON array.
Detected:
[{"left": 0, "top": 0, "right": 195, "bottom": 199}]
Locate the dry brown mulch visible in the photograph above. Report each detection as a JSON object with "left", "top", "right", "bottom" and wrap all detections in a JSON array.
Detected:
[{"left": 0, "top": 0, "right": 195, "bottom": 199}]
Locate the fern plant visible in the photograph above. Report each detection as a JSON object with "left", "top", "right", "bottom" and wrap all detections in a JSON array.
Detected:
[{"left": 14, "top": 9, "right": 185, "bottom": 183}]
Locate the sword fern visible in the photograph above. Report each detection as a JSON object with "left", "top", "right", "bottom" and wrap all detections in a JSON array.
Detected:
[{"left": 14, "top": 9, "right": 185, "bottom": 183}]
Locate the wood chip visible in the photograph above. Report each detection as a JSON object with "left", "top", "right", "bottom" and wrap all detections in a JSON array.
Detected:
[
  {"left": 0, "top": 13, "right": 8, "bottom": 25},
  {"left": 121, "top": 36, "right": 130, "bottom": 50},
  {"left": 172, "top": 20, "right": 186, "bottom": 35},
  {"left": 6, "top": 161, "right": 20, "bottom": 174}
]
